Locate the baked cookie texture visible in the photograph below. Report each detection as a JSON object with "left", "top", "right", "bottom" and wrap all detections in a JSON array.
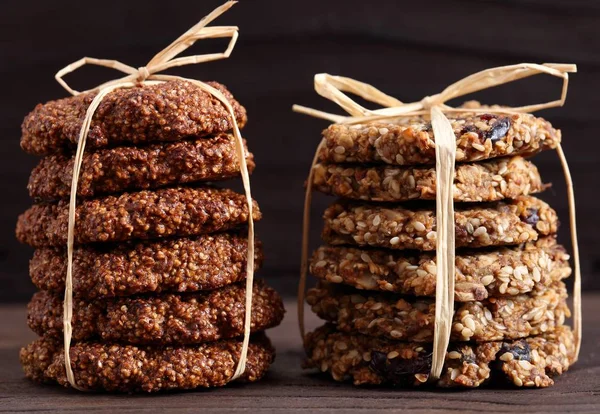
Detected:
[
  {"left": 304, "top": 324, "right": 574, "bottom": 388},
  {"left": 28, "top": 134, "right": 255, "bottom": 200},
  {"left": 310, "top": 237, "right": 571, "bottom": 301},
  {"left": 322, "top": 195, "right": 557, "bottom": 251},
  {"left": 312, "top": 156, "right": 544, "bottom": 203},
  {"left": 30, "top": 233, "right": 262, "bottom": 299},
  {"left": 16, "top": 186, "right": 261, "bottom": 247},
  {"left": 20, "top": 80, "right": 247, "bottom": 155},
  {"left": 27, "top": 280, "right": 284, "bottom": 344},
  {"left": 318, "top": 103, "right": 560, "bottom": 166},
  {"left": 21, "top": 334, "right": 275, "bottom": 392},
  {"left": 307, "top": 281, "right": 569, "bottom": 342}
]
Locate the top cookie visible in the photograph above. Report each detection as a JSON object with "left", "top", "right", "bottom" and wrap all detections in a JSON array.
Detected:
[
  {"left": 21, "top": 80, "right": 247, "bottom": 155},
  {"left": 319, "top": 103, "right": 560, "bottom": 166}
]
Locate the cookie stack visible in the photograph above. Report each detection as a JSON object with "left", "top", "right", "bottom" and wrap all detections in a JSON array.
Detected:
[
  {"left": 17, "top": 80, "right": 285, "bottom": 392},
  {"left": 303, "top": 104, "right": 576, "bottom": 388}
]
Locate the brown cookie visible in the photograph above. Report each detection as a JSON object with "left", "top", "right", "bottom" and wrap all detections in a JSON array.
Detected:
[
  {"left": 322, "top": 196, "right": 557, "bottom": 251},
  {"left": 310, "top": 237, "right": 571, "bottom": 301},
  {"left": 304, "top": 324, "right": 575, "bottom": 388},
  {"left": 21, "top": 334, "right": 274, "bottom": 392},
  {"left": 16, "top": 186, "right": 261, "bottom": 247},
  {"left": 312, "top": 156, "right": 544, "bottom": 203},
  {"left": 28, "top": 134, "right": 255, "bottom": 200},
  {"left": 30, "top": 233, "right": 262, "bottom": 299},
  {"left": 28, "top": 279, "right": 285, "bottom": 345},
  {"left": 20, "top": 80, "right": 247, "bottom": 155}
]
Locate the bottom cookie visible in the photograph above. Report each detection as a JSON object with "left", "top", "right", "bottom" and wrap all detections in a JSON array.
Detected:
[
  {"left": 21, "top": 334, "right": 275, "bottom": 392},
  {"left": 304, "top": 324, "right": 574, "bottom": 388}
]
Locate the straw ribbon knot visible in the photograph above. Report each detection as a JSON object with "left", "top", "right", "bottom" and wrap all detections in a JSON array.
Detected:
[
  {"left": 419, "top": 95, "right": 438, "bottom": 110},
  {"left": 54, "top": 1, "right": 255, "bottom": 391},
  {"left": 137, "top": 66, "right": 151, "bottom": 82},
  {"left": 294, "top": 62, "right": 581, "bottom": 382}
]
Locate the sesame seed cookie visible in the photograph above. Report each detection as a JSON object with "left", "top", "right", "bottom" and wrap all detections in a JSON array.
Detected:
[
  {"left": 27, "top": 279, "right": 284, "bottom": 345},
  {"left": 21, "top": 333, "right": 274, "bottom": 392},
  {"left": 16, "top": 186, "right": 261, "bottom": 247},
  {"left": 310, "top": 237, "right": 571, "bottom": 301},
  {"left": 28, "top": 134, "right": 255, "bottom": 201},
  {"left": 304, "top": 323, "right": 574, "bottom": 388},
  {"left": 312, "top": 156, "right": 544, "bottom": 203},
  {"left": 20, "top": 80, "right": 247, "bottom": 156},
  {"left": 30, "top": 233, "right": 262, "bottom": 299},
  {"left": 307, "top": 281, "right": 569, "bottom": 342},
  {"left": 319, "top": 103, "right": 559, "bottom": 166},
  {"left": 322, "top": 195, "right": 557, "bottom": 251}
]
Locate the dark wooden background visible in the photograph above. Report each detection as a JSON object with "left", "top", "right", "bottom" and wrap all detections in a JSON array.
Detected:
[{"left": 1, "top": 0, "right": 599, "bottom": 302}]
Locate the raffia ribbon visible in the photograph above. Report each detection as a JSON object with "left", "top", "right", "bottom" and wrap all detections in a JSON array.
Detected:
[
  {"left": 294, "top": 63, "right": 581, "bottom": 381},
  {"left": 56, "top": 1, "right": 255, "bottom": 390}
]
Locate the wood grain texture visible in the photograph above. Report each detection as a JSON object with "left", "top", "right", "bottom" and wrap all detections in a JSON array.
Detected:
[
  {"left": 1, "top": 0, "right": 599, "bottom": 301},
  {"left": 1, "top": 297, "right": 599, "bottom": 413}
]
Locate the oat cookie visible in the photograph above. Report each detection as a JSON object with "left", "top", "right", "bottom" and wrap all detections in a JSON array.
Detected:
[
  {"left": 312, "top": 156, "right": 544, "bottom": 203},
  {"left": 310, "top": 237, "right": 571, "bottom": 301},
  {"left": 307, "top": 281, "right": 569, "bottom": 342},
  {"left": 304, "top": 324, "right": 574, "bottom": 388},
  {"left": 28, "top": 280, "right": 284, "bottom": 344},
  {"left": 21, "top": 80, "right": 247, "bottom": 155},
  {"left": 16, "top": 186, "right": 261, "bottom": 247},
  {"left": 28, "top": 134, "right": 255, "bottom": 200},
  {"left": 319, "top": 103, "right": 559, "bottom": 166},
  {"left": 30, "top": 233, "right": 262, "bottom": 299},
  {"left": 322, "top": 196, "right": 557, "bottom": 251},
  {"left": 20, "top": 334, "right": 274, "bottom": 392}
]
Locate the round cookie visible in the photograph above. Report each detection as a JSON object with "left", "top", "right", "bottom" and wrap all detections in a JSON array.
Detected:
[
  {"left": 310, "top": 237, "right": 571, "bottom": 301},
  {"left": 28, "top": 134, "right": 255, "bottom": 200},
  {"left": 16, "top": 186, "right": 261, "bottom": 247},
  {"left": 319, "top": 103, "right": 560, "bottom": 166},
  {"left": 30, "top": 233, "right": 262, "bottom": 299},
  {"left": 304, "top": 324, "right": 575, "bottom": 388},
  {"left": 20, "top": 80, "right": 247, "bottom": 156},
  {"left": 322, "top": 195, "right": 557, "bottom": 251},
  {"left": 20, "top": 334, "right": 274, "bottom": 392},
  {"left": 28, "top": 279, "right": 285, "bottom": 344},
  {"left": 308, "top": 281, "right": 568, "bottom": 343},
  {"left": 312, "top": 156, "right": 544, "bottom": 203}
]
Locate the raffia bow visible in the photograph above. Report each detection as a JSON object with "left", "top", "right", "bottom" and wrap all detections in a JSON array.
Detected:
[
  {"left": 57, "top": 1, "right": 255, "bottom": 390},
  {"left": 294, "top": 63, "right": 581, "bottom": 381}
]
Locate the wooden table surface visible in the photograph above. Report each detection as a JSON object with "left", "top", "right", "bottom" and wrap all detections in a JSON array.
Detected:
[{"left": 2, "top": 296, "right": 599, "bottom": 413}]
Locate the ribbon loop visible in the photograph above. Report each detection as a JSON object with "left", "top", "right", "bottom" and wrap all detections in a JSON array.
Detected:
[
  {"left": 55, "top": 1, "right": 239, "bottom": 96},
  {"left": 55, "top": 57, "right": 137, "bottom": 96}
]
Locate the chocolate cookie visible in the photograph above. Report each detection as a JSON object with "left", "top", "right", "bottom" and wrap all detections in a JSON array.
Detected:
[
  {"left": 28, "top": 280, "right": 284, "bottom": 345},
  {"left": 322, "top": 196, "right": 557, "bottom": 251},
  {"left": 310, "top": 237, "right": 571, "bottom": 301},
  {"left": 21, "top": 334, "right": 274, "bottom": 392},
  {"left": 304, "top": 324, "right": 574, "bottom": 388},
  {"left": 312, "top": 156, "right": 544, "bottom": 203},
  {"left": 30, "top": 233, "right": 262, "bottom": 299},
  {"left": 319, "top": 103, "right": 559, "bottom": 166},
  {"left": 308, "top": 281, "right": 569, "bottom": 342},
  {"left": 28, "top": 134, "right": 255, "bottom": 200},
  {"left": 16, "top": 186, "right": 261, "bottom": 247},
  {"left": 21, "top": 80, "right": 247, "bottom": 155}
]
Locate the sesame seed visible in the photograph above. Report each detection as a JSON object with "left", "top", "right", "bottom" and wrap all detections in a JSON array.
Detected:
[{"left": 413, "top": 221, "right": 426, "bottom": 232}]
